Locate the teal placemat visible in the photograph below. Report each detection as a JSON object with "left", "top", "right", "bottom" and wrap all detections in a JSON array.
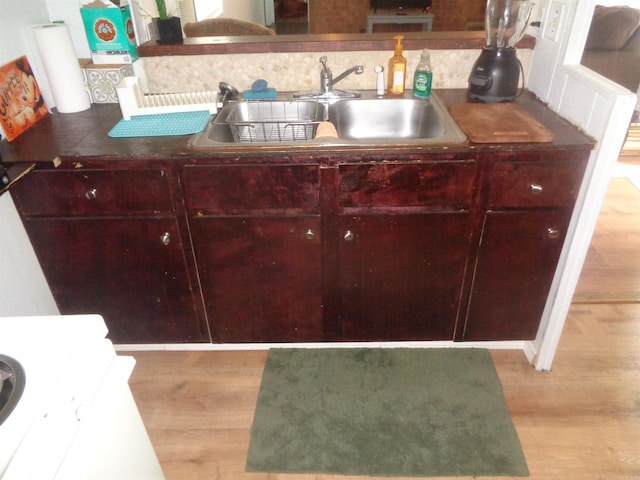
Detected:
[{"left": 108, "top": 111, "right": 211, "bottom": 138}]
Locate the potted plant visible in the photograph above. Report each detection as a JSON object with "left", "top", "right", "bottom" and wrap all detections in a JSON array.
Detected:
[{"left": 153, "top": 0, "right": 183, "bottom": 44}]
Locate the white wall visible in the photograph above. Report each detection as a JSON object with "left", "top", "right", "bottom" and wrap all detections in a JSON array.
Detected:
[
  {"left": 0, "top": 0, "right": 60, "bottom": 315},
  {"left": 525, "top": 0, "right": 637, "bottom": 370},
  {"left": 0, "top": 0, "right": 50, "bottom": 65},
  {"left": 0, "top": 194, "right": 59, "bottom": 316},
  {"left": 45, "top": 0, "right": 91, "bottom": 58}
]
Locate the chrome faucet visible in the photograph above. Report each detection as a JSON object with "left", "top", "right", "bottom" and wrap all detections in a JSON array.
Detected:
[
  {"left": 295, "top": 56, "right": 363, "bottom": 100},
  {"left": 319, "top": 56, "right": 364, "bottom": 94}
]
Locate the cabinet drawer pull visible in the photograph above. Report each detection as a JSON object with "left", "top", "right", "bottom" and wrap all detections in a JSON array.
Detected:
[
  {"left": 85, "top": 188, "right": 97, "bottom": 200},
  {"left": 547, "top": 227, "right": 560, "bottom": 239},
  {"left": 304, "top": 229, "right": 315, "bottom": 240},
  {"left": 529, "top": 184, "right": 543, "bottom": 195},
  {"left": 160, "top": 232, "right": 171, "bottom": 246},
  {"left": 343, "top": 230, "right": 355, "bottom": 241}
]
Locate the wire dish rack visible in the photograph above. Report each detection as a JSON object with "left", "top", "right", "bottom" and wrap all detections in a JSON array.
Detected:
[{"left": 225, "top": 100, "right": 323, "bottom": 143}]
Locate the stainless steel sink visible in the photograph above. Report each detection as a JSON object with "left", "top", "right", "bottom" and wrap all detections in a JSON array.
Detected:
[
  {"left": 189, "top": 91, "right": 466, "bottom": 148},
  {"left": 329, "top": 98, "right": 445, "bottom": 140}
]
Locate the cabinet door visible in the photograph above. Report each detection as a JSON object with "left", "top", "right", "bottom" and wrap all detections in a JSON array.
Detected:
[
  {"left": 22, "top": 217, "right": 206, "bottom": 344},
  {"left": 191, "top": 216, "right": 322, "bottom": 342},
  {"left": 463, "top": 210, "right": 568, "bottom": 340},
  {"left": 337, "top": 212, "right": 471, "bottom": 341}
]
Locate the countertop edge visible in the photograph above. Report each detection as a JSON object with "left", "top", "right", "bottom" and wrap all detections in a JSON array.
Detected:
[{"left": 0, "top": 89, "right": 596, "bottom": 167}]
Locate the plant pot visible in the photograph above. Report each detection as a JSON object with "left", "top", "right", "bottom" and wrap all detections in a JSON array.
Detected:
[{"left": 153, "top": 17, "right": 183, "bottom": 44}]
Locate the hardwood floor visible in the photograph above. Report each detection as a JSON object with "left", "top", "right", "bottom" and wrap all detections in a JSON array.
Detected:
[
  {"left": 128, "top": 158, "right": 640, "bottom": 480},
  {"left": 622, "top": 121, "right": 640, "bottom": 156}
]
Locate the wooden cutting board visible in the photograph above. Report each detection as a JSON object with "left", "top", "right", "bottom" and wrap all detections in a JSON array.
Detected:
[{"left": 448, "top": 103, "right": 554, "bottom": 143}]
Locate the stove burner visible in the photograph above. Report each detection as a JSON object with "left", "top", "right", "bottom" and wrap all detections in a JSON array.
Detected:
[{"left": 0, "top": 354, "right": 26, "bottom": 426}]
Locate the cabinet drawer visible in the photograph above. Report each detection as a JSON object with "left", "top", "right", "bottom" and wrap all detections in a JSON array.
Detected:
[
  {"left": 339, "top": 161, "right": 476, "bottom": 209},
  {"left": 12, "top": 169, "right": 173, "bottom": 216},
  {"left": 488, "top": 161, "right": 584, "bottom": 209},
  {"left": 183, "top": 165, "right": 320, "bottom": 214}
]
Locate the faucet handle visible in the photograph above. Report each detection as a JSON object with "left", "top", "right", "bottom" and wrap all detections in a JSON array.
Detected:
[
  {"left": 319, "top": 56, "right": 331, "bottom": 77},
  {"left": 319, "top": 56, "right": 331, "bottom": 88}
]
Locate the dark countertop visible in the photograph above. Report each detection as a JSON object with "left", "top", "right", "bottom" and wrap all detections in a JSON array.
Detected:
[{"left": 0, "top": 89, "right": 595, "bottom": 166}]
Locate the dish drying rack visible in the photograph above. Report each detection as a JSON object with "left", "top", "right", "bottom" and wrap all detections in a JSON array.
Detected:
[
  {"left": 115, "top": 77, "right": 218, "bottom": 120},
  {"left": 225, "top": 100, "right": 322, "bottom": 143}
]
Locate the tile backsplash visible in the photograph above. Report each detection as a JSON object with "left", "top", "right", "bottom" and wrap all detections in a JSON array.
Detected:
[{"left": 142, "top": 49, "right": 532, "bottom": 94}]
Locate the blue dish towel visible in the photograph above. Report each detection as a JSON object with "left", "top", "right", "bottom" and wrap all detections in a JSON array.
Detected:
[
  {"left": 108, "top": 111, "right": 211, "bottom": 138},
  {"left": 242, "top": 88, "right": 277, "bottom": 100}
]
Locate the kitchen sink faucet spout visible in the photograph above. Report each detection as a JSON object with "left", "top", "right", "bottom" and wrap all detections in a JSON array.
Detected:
[{"left": 320, "top": 56, "right": 364, "bottom": 94}]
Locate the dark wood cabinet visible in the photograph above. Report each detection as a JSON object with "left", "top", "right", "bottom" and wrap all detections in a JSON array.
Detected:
[
  {"left": 10, "top": 153, "right": 589, "bottom": 344},
  {"left": 181, "top": 164, "right": 323, "bottom": 342},
  {"left": 337, "top": 212, "right": 470, "bottom": 340},
  {"left": 10, "top": 168, "right": 207, "bottom": 344},
  {"left": 462, "top": 210, "right": 569, "bottom": 340},
  {"left": 461, "top": 156, "right": 587, "bottom": 340},
  {"left": 190, "top": 216, "right": 322, "bottom": 342},
  {"left": 21, "top": 217, "right": 203, "bottom": 343},
  {"left": 10, "top": 152, "right": 589, "bottom": 344},
  {"left": 333, "top": 161, "right": 477, "bottom": 340},
  {"left": 4, "top": 92, "right": 593, "bottom": 344}
]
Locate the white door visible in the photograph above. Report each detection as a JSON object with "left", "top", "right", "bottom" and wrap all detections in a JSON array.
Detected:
[
  {"left": 527, "top": 0, "right": 638, "bottom": 370},
  {"left": 221, "top": 0, "right": 266, "bottom": 25},
  {"left": 264, "top": 0, "right": 275, "bottom": 27},
  {"left": 194, "top": 0, "right": 223, "bottom": 19}
]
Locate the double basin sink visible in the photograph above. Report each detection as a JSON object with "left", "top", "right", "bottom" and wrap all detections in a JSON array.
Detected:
[{"left": 189, "top": 91, "right": 467, "bottom": 148}]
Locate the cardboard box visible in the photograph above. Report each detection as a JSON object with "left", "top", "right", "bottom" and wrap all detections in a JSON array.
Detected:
[
  {"left": 84, "top": 62, "right": 135, "bottom": 103},
  {"left": 80, "top": 1, "right": 139, "bottom": 65}
]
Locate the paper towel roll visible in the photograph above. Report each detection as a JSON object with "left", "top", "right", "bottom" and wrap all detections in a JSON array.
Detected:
[{"left": 32, "top": 24, "right": 91, "bottom": 114}]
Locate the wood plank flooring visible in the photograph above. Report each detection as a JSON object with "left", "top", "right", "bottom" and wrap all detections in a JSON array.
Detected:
[
  {"left": 128, "top": 159, "right": 640, "bottom": 480},
  {"left": 622, "top": 121, "right": 640, "bottom": 156},
  {"left": 573, "top": 176, "right": 640, "bottom": 303}
]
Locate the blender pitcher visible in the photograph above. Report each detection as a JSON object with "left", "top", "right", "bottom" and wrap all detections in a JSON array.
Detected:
[
  {"left": 468, "top": 0, "right": 532, "bottom": 102},
  {"left": 486, "top": 0, "right": 532, "bottom": 48}
]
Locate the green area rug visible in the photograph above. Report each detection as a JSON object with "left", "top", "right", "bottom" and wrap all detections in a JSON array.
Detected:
[{"left": 246, "top": 348, "right": 528, "bottom": 477}]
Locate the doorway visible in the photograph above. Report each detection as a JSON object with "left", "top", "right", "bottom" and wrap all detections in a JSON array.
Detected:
[
  {"left": 274, "top": 0, "right": 309, "bottom": 34},
  {"left": 579, "top": 3, "right": 640, "bottom": 154}
]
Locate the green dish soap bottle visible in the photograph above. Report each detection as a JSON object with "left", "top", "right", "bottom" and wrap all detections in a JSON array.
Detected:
[{"left": 413, "top": 49, "right": 433, "bottom": 99}]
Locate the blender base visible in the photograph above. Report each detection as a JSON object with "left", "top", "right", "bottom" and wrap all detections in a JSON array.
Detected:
[{"left": 468, "top": 47, "right": 521, "bottom": 103}]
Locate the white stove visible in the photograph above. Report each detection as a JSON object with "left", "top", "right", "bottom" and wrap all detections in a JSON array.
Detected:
[{"left": 0, "top": 315, "right": 164, "bottom": 479}]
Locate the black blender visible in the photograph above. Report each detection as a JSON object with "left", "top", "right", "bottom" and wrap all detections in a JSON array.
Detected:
[{"left": 468, "top": 0, "right": 532, "bottom": 102}]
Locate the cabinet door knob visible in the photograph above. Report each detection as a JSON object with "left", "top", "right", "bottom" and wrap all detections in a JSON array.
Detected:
[
  {"left": 85, "top": 188, "right": 97, "bottom": 199},
  {"left": 160, "top": 232, "right": 171, "bottom": 245},
  {"left": 547, "top": 227, "right": 560, "bottom": 239},
  {"left": 529, "top": 184, "right": 543, "bottom": 195},
  {"left": 304, "top": 229, "right": 315, "bottom": 240},
  {"left": 343, "top": 230, "right": 355, "bottom": 241}
]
